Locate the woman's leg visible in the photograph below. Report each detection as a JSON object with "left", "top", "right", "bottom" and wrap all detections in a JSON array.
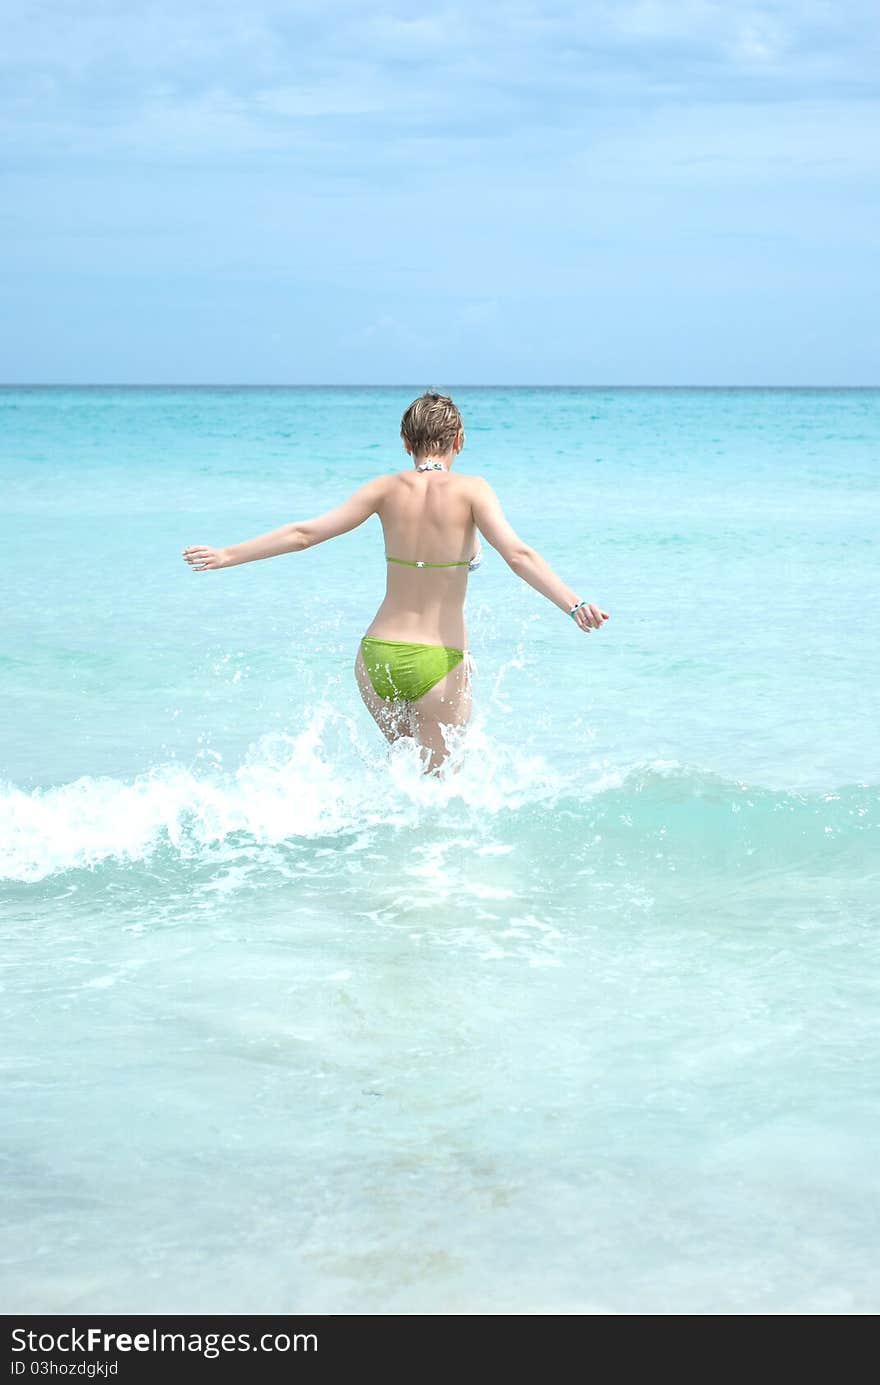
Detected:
[
  {"left": 409, "top": 654, "right": 473, "bottom": 774},
  {"left": 354, "top": 645, "right": 412, "bottom": 745}
]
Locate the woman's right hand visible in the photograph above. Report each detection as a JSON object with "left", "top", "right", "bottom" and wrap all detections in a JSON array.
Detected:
[
  {"left": 572, "top": 602, "right": 609, "bottom": 631},
  {"left": 182, "top": 545, "right": 230, "bottom": 571}
]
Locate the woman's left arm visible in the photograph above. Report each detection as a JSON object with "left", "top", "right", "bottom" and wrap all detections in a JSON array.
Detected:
[{"left": 183, "top": 475, "right": 389, "bottom": 570}]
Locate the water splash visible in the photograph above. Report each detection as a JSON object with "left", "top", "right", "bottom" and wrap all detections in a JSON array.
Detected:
[
  {"left": 2, "top": 698, "right": 876, "bottom": 886},
  {"left": 2, "top": 704, "right": 568, "bottom": 882}
]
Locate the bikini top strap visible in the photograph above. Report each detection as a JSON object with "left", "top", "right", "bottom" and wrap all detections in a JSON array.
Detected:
[{"left": 386, "top": 556, "right": 470, "bottom": 568}]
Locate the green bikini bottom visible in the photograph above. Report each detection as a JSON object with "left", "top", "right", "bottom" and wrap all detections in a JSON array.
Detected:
[{"left": 360, "top": 636, "right": 465, "bottom": 702}]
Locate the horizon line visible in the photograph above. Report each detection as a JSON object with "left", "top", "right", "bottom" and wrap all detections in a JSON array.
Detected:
[{"left": 1, "top": 383, "right": 878, "bottom": 391}]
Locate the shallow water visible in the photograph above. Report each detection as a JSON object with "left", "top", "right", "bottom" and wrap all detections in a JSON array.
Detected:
[{"left": 2, "top": 387, "right": 879, "bottom": 1313}]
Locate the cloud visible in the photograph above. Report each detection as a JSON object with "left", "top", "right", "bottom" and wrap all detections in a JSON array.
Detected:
[
  {"left": 255, "top": 82, "right": 386, "bottom": 120},
  {"left": 2, "top": 2, "right": 877, "bottom": 382},
  {"left": 2, "top": 1, "right": 878, "bottom": 165}
]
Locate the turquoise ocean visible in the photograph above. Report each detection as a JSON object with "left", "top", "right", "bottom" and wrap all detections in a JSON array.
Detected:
[{"left": 2, "top": 386, "right": 879, "bottom": 1314}]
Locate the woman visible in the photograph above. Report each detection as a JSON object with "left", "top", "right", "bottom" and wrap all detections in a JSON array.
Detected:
[{"left": 183, "top": 391, "right": 609, "bottom": 773}]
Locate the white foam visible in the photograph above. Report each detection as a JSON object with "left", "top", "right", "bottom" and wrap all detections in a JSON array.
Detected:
[{"left": 1, "top": 704, "right": 569, "bottom": 883}]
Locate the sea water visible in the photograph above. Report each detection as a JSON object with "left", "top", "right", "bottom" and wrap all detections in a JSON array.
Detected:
[{"left": 2, "top": 386, "right": 878, "bottom": 1314}]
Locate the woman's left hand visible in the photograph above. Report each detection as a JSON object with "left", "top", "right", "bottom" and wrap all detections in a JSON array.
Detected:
[{"left": 572, "top": 603, "right": 609, "bottom": 631}]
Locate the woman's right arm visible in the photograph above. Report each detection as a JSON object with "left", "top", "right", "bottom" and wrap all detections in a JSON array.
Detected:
[
  {"left": 471, "top": 477, "right": 609, "bottom": 631},
  {"left": 183, "top": 475, "right": 389, "bottom": 571}
]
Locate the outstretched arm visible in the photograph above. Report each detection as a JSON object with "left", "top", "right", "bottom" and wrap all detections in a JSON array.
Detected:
[
  {"left": 471, "top": 477, "right": 609, "bottom": 631},
  {"left": 183, "top": 475, "right": 389, "bottom": 571}
]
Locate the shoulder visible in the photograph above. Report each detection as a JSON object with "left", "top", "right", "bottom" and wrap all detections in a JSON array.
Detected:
[
  {"left": 463, "top": 474, "right": 496, "bottom": 503},
  {"left": 441, "top": 471, "right": 491, "bottom": 494},
  {"left": 357, "top": 471, "right": 397, "bottom": 498}
]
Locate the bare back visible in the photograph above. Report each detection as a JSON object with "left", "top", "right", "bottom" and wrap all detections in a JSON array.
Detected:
[{"left": 365, "top": 470, "right": 479, "bottom": 647}]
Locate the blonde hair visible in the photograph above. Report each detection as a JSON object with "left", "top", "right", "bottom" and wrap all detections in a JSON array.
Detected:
[{"left": 400, "top": 391, "right": 464, "bottom": 458}]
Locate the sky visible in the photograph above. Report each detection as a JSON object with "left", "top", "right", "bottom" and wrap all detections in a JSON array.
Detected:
[{"left": 2, "top": 0, "right": 878, "bottom": 384}]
